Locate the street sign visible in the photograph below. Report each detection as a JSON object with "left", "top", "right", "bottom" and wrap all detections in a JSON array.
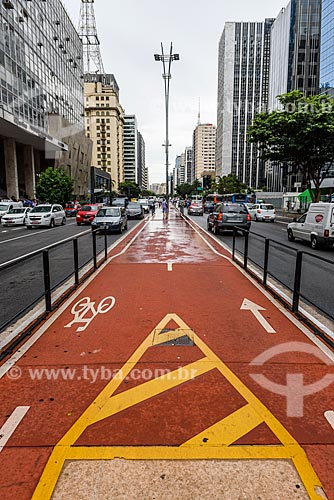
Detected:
[{"left": 197, "top": 187, "right": 203, "bottom": 191}]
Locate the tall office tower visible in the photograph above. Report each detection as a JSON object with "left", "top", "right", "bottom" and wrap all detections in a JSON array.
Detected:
[
  {"left": 184, "top": 146, "right": 193, "bottom": 184},
  {"left": 84, "top": 74, "right": 124, "bottom": 190},
  {"left": 0, "top": 0, "right": 92, "bottom": 200},
  {"left": 137, "top": 131, "right": 147, "bottom": 190},
  {"left": 318, "top": 0, "right": 334, "bottom": 190},
  {"left": 193, "top": 124, "right": 216, "bottom": 181},
  {"left": 173, "top": 155, "right": 181, "bottom": 192},
  {"left": 267, "top": 0, "right": 321, "bottom": 191},
  {"left": 216, "top": 20, "right": 274, "bottom": 189},
  {"left": 123, "top": 115, "right": 138, "bottom": 184},
  {"left": 269, "top": 0, "right": 322, "bottom": 110}
]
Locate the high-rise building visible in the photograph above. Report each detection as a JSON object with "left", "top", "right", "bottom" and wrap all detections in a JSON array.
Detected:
[
  {"left": 267, "top": 0, "right": 321, "bottom": 191},
  {"left": 84, "top": 74, "right": 124, "bottom": 191},
  {"left": 321, "top": 0, "right": 334, "bottom": 91},
  {"left": 0, "top": 0, "right": 90, "bottom": 199},
  {"left": 184, "top": 146, "right": 193, "bottom": 184},
  {"left": 216, "top": 20, "right": 274, "bottom": 189},
  {"left": 193, "top": 124, "right": 216, "bottom": 181},
  {"left": 269, "top": 0, "right": 322, "bottom": 110},
  {"left": 137, "top": 131, "right": 147, "bottom": 190},
  {"left": 123, "top": 115, "right": 138, "bottom": 184}
]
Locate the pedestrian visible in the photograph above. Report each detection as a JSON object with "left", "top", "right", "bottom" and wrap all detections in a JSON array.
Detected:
[
  {"left": 150, "top": 201, "right": 156, "bottom": 216},
  {"left": 179, "top": 199, "right": 185, "bottom": 216},
  {"left": 162, "top": 199, "right": 168, "bottom": 220}
]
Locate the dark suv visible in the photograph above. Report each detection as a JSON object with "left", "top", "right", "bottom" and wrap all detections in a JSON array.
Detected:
[{"left": 207, "top": 203, "right": 251, "bottom": 235}]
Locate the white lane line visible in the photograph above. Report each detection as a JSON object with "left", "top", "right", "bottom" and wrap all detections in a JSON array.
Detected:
[
  {"left": 167, "top": 263, "right": 173, "bottom": 272},
  {"left": 0, "top": 222, "right": 77, "bottom": 246},
  {"left": 0, "top": 406, "right": 30, "bottom": 452},
  {"left": 324, "top": 410, "right": 334, "bottom": 430},
  {"left": 0, "top": 219, "right": 149, "bottom": 378}
]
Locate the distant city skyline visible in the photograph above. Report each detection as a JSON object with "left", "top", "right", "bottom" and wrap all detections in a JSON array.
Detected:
[{"left": 64, "top": 0, "right": 287, "bottom": 183}]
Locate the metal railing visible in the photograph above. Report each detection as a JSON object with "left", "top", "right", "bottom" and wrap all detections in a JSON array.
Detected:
[
  {"left": 0, "top": 229, "right": 110, "bottom": 357},
  {"left": 231, "top": 227, "right": 334, "bottom": 349}
]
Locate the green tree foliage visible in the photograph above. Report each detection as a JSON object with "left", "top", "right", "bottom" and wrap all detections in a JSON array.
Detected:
[
  {"left": 176, "top": 183, "right": 194, "bottom": 197},
  {"left": 119, "top": 181, "right": 141, "bottom": 199},
  {"left": 36, "top": 167, "right": 73, "bottom": 206},
  {"left": 140, "top": 189, "right": 156, "bottom": 197},
  {"left": 248, "top": 91, "right": 334, "bottom": 202},
  {"left": 217, "top": 174, "right": 247, "bottom": 195}
]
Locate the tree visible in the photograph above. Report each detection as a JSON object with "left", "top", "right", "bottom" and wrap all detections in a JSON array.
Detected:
[
  {"left": 217, "top": 174, "right": 247, "bottom": 195},
  {"left": 140, "top": 189, "right": 156, "bottom": 197},
  {"left": 119, "top": 181, "right": 141, "bottom": 199},
  {"left": 176, "top": 183, "right": 194, "bottom": 197},
  {"left": 36, "top": 167, "right": 73, "bottom": 206},
  {"left": 248, "top": 91, "right": 334, "bottom": 202}
]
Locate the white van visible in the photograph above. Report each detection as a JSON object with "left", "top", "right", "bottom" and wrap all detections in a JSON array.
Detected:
[
  {"left": 287, "top": 203, "right": 334, "bottom": 249},
  {"left": 0, "top": 200, "right": 23, "bottom": 221}
]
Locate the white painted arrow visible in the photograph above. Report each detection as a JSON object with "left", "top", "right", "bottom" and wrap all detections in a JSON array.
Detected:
[
  {"left": 240, "top": 299, "right": 276, "bottom": 334},
  {"left": 0, "top": 406, "right": 30, "bottom": 452},
  {"left": 324, "top": 410, "right": 334, "bottom": 431}
]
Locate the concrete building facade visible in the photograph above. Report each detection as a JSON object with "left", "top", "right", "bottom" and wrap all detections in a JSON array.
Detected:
[
  {"left": 123, "top": 115, "right": 137, "bottom": 184},
  {"left": 0, "top": 0, "right": 88, "bottom": 200},
  {"left": 193, "top": 123, "right": 216, "bottom": 181},
  {"left": 137, "top": 131, "right": 147, "bottom": 190},
  {"left": 84, "top": 74, "right": 124, "bottom": 191},
  {"left": 216, "top": 20, "right": 274, "bottom": 189}
]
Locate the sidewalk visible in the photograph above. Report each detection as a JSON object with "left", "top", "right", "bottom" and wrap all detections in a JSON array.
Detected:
[{"left": 0, "top": 209, "right": 333, "bottom": 500}]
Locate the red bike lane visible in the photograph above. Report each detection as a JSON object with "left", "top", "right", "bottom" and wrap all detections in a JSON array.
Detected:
[{"left": 0, "top": 210, "right": 333, "bottom": 500}]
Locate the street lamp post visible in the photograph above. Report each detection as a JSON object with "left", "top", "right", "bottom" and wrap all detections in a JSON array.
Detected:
[{"left": 154, "top": 43, "right": 179, "bottom": 210}]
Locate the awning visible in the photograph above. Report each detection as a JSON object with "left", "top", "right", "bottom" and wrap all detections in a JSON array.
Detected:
[{"left": 297, "top": 189, "right": 314, "bottom": 202}]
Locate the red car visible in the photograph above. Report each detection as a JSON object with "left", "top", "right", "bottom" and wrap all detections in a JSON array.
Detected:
[{"left": 76, "top": 205, "right": 100, "bottom": 225}]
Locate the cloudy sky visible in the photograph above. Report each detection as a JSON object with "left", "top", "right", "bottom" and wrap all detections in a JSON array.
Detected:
[{"left": 63, "top": 0, "right": 285, "bottom": 184}]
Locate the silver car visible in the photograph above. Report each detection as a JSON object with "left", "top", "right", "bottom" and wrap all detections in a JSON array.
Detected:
[{"left": 91, "top": 207, "right": 127, "bottom": 234}]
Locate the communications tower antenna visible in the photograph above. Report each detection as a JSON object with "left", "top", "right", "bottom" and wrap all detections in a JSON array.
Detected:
[{"left": 78, "top": 0, "right": 105, "bottom": 74}]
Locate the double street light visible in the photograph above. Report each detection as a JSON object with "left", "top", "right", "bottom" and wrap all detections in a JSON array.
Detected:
[{"left": 154, "top": 43, "right": 179, "bottom": 206}]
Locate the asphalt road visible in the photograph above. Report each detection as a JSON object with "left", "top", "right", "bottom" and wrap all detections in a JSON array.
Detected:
[
  {"left": 187, "top": 212, "right": 334, "bottom": 321},
  {"left": 0, "top": 218, "right": 142, "bottom": 331}
]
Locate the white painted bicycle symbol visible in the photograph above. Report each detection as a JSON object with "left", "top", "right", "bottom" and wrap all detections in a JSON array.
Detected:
[{"left": 64, "top": 296, "right": 116, "bottom": 332}]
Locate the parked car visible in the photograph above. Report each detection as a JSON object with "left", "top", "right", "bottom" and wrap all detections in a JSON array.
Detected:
[
  {"left": 207, "top": 203, "right": 251, "bottom": 235},
  {"left": 248, "top": 203, "right": 276, "bottom": 222},
  {"left": 26, "top": 204, "right": 66, "bottom": 229},
  {"left": 188, "top": 202, "right": 204, "bottom": 216},
  {"left": 287, "top": 203, "right": 334, "bottom": 249},
  {"left": 138, "top": 198, "right": 150, "bottom": 213},
  {"left": 0, "top": 200, "right": 23, "bottom": 221},
  {"left": 204, "top": 202, "right": 215, "bottom": 213},
  {"left": 91, "top": 207, "right": 127, "bottom": 234},
  {"left": 76, "top": 205, "right": 99, "bottom": 225},
  {"left": 65, "top": 202, "right": 81, "bottom": 217},
  {"left": 126, "top": 202, "right": 144, "bottom": 219},
  {"left": 2, "top": 207, "right": 31, "bottom": 226}
]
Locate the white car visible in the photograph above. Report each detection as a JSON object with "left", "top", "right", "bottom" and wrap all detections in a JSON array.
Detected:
[
  {"left": 2, "top": 207, "right": 31, "bottom": 226},
  {"left": 0, "top": 200, "right": 23, "bottom": 221},
  {"left": 26, "top": 204, "right": 66, "bottom": 229},
  {"left": 287, "top": 203, "right": 334, "bottom": 249},
  {"left": 248, "top": 203, "right": 276, "bottom": 222}
]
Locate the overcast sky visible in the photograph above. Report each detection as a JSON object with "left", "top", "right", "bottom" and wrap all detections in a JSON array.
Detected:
[{"left": 63, "top": 0, "right": 285, "bottom": 184}]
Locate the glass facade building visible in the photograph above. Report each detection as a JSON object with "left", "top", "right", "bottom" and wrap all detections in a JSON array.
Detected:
[
  {"left": 216, "top": 20, "right": 274, "bottom": 189},
  {"left": 0, "top": 0, "right": 84, "bottom": 131},
  {"left": 320, "top": 0, "right": 334, "bottom": 90}
]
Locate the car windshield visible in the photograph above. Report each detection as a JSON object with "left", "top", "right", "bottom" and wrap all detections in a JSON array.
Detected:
[
  {"left": 260, "top": 205, "right": 274, "bottom": 210},
  {"left": 67, "top": 204, "right": 75, "bottom": 209},
  {"left": 128, "top": 203, "right": 140, "bottom": 208},
  {"left": 81, "top": 206, "right": 98, "bottom": 212},
  {"left": 223, "top": 204, "right": 248, "bottom": 214},
  {"left": 30, "top": 206, "right": 52, "bottom": 213},
  {"left": 8, "top": 208, "right": 25, "bottom": 214},
  {"left": 112, "top": 200, "right": 126, "bottom": 206},
  {"left": 97, "top": 208, "right": 121, "bottom": 217}
]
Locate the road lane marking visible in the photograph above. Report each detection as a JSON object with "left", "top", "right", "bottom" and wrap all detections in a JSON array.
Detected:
[
  {"left": 324, "top": 410, "right": 334, "bottom": 430},
  {"left": 167, "top": 263, "right": 173, "bottom": 271},
  {"left": 32, "top": 313, "right": 324, "bottom": 500},
  {"left": 241, "top": 298, "right": 276, "bottom": 334},
  {"left": 0, "top": 222, "right": 77, "bottom": 246},
  {"left": 0, "top": 406, "right": 30, "bottom": 452}
]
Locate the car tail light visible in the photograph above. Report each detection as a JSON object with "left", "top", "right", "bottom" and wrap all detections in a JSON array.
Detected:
[
  {"left": 257, "top": 209, "right": 261, "bottom": 214},
  {"left": 247, "top": 214, "right": 251, "bottom": 221},
  {"left": 217, "top": 213, "right": 223, "bottom": 221},
  {"left": 324, "top": 229, "right": 329, "bottom": 238}
]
